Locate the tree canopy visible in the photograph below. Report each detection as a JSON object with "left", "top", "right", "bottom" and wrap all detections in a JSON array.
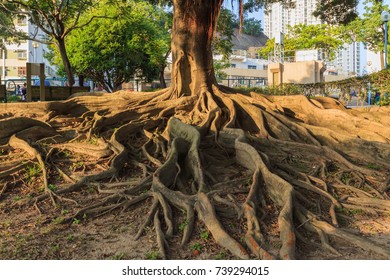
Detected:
[
  {"left": 57, "top": 0, "right": 170, "bottom": 92},
  {"left": 241, "top": 17, "right": 263, "bottom": 36},
  {"left": 259, "top": 24, "right": 345, "bottom": 61},
  {"left": 344, "top": 0, "right": 389, "bottom": 69},
  {"left": 313, "top": 0, "right": 359, "bottom": 25},
  {"left": 0, "top": 0, "right": 100, "bottom": 85}
]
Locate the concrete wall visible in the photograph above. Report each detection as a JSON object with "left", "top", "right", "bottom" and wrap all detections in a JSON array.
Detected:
[
  {"left": 268, "top": 61, "right": 325, "bottom": 85},
  {"left": 324, "top": 74, "right": 350, "bottom": 83},
  {"left": 30, "top": 86, "right": 90, "bottom": 101},
  {"left": 223, "top": 68, "right": 268, "bottom": 78},
  {"left": 0, "top": 86, "right": 90, "bottom": 102}
]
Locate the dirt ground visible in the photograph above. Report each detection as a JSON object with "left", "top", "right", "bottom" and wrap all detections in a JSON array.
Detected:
[
  {"left": 0, "top": 187, "right": 389, "bottom": 260},
  {"left": 0, "top": 96, "right": 389, "bottom": 260}
]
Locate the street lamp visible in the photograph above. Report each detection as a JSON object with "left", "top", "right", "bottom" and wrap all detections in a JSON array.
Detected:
[
  {"left": 381, "top": 11, "right": 389, "bottom": 69},
  {"left": 32, "top": 42, "right": 39, "bottom": 63}
]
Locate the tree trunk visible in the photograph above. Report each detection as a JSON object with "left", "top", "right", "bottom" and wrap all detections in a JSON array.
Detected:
[
  {"left": 56, "top": 38, "right": 75, "bottom": 87},
  {"left": 159, "top": 65, "right": 167, "bottom": 88},
  {"left": 79, "top": 75, "right": 85, "bottom": 87},
  {"left": 171, "top": 0, "right": 223, "bottom": 97}
]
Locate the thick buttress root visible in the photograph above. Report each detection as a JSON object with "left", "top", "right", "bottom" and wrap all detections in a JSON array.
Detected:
[{"left": 0, "top": 87, "right": 390, "bottom": 259}]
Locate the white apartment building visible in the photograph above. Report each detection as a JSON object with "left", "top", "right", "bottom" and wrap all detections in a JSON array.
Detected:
[
  {"left": 1, "top": 16, "right": 56, "bottom": 82},
  {"left": 264, "top": 0, "right": 361, "bottom": 77},
  {"left": 264, "top": 0, "right": 321, "bottom": 39}
]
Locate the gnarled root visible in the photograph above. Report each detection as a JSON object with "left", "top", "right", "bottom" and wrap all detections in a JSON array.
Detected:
[{"left": 1, "top": 89, "right": 389, "bottom": 260}]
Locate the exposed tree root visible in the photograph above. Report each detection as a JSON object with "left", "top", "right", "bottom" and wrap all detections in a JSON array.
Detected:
[{"left": 0, "top": 87, "right": 389, "bottom": 260}]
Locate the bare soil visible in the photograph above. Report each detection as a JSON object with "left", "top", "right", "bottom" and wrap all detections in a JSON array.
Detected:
[{"left": 0, "top": 92, "right": 389, "bottom": 260}]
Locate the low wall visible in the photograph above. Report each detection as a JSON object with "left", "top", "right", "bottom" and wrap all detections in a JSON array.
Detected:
[{"left": 30, "top": 86, "right": 90, "bottom": 101}]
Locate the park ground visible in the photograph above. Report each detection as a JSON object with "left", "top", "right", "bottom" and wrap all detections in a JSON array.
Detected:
[{"left": 0, "top": 92, "right": 389, "bottom": 260}]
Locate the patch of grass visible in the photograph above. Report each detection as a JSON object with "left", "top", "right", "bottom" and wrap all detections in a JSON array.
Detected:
[
  {"left": 335, "top": 206, "right": 364, "bottom": 216},
  {"left": 0, "top": 220, "right": 12, "bottom": 228},
  {"left": 178, "top": 220, "right": 188, "bottom": 232},
  {"left": 48, "top": 184, "right": 57, "bottom": 191},
  {"left": 190, "top": 242, "right": 201, "bottom": 251},
  {"left": 62, "top": 150, "right": 71, "bottom": 158},
  {"left": 340, "top": 172, "right": 352, "bottom": 184},
  {"left": 70, "top": 161, "right": 84, "bottom": 171},
  {"left": 200, "top": 231, "right": 209, "bottom": 241},
  {"left": 72, "top": 218, "right": 81, "bottom": 225},
  {"left": 214, "top": 252, "right": 225, "bottom": 260},
  {"left": 245, "top": 175, "right": 252, "bottom": 186},
  {"left": 13, "top": 196, "right": 22, "bottom": 202},
  {"left": 367, "top": 163, "right": 380, "bottom": 170},
  {"left": 25, "top": 164, "right": 41, "bottom": 182},
  {"left": 145, "top": 251, "right": 160, "bottom": 260},
  {"left": 50, "top": 243, "right": 60, "bottom": 255},
  {"left": 112, "top": 253, "right": 125, "bottom": 260},
  {"left": 87, "top": 185, "right": 96, "bottom": 194},
  {"left": 88, "top": 137, "right": 99, "bottom": 145},
  {"left": 53, "top": 216, "right": 64, "bottom": 225},
  {"left": 66, "top": 235, "right": 75, "bottom": 242},
  {"left": 228, "top": 222, "right": 236, "bottom": 229},
  {"left": 348, "top": 208, "right": 365, "bottom": 215}
]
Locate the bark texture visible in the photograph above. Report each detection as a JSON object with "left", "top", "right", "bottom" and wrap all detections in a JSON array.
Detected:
[{"left": 171, "top": 0, "right": 222, "bottom": 97}]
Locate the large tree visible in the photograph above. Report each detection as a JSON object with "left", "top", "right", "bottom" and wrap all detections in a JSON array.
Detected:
[
  {"left": 0, "top": 0, "right": 100, "bottom": 86},
  {"left": 0, "top": 0, "right": 390, "bottom": 261}
]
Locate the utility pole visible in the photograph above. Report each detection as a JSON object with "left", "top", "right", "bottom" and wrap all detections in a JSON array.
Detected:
[{"left": 381, "top": 11, "right": 389, "bottom": 69}]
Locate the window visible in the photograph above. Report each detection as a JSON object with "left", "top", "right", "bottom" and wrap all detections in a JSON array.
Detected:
[
  {"left": 248, "top": 65, "right": 257, "bottom": 70},
  {"left": 17, "top": 50, "right": 27, "bottom": 60},
  {"left": 230, "top": 64, "right": 236, "bottom": 68},
  {"left": 18, "top": 67, "right": 26, "bottom": 76}
]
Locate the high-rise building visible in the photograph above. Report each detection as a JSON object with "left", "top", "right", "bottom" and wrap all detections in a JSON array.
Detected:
[
  {"left": 1, "top": 15, "right": 56, "bottom": 82},
  {"left": 264, "top": 0, "right": 321, "bottom": 39},
  {"left": 263, "top": 0, "right": 361, "bottom": 77}
]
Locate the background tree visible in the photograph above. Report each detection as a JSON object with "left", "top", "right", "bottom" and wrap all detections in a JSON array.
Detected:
[
  {"left": 0, "top": 9, "right": 22, "bottom": 50},
  {"left": 241, "top": 17, "right": 262, "bottom": 36},
  {"left": 55, "top": 0, "right": 170, "bottom": 92},
  {"left": 259, "top": 24, "right": 345, "bottom": 61},
  {"left": 313, "top": 0, "right": 359, "bottom": 25},
  {"left": 0, "top": 0, "right": 100, "bottom": 86},
  {"left": 344, "top": 0, "right": 390, "bottom": 69},
  {"left": 213, "top": 8, "right": 235, "bottom": 81}
]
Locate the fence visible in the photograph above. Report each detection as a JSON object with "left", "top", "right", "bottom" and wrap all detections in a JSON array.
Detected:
[{"left": 1, "top": 85, "right": 90, "bottom": 103}]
